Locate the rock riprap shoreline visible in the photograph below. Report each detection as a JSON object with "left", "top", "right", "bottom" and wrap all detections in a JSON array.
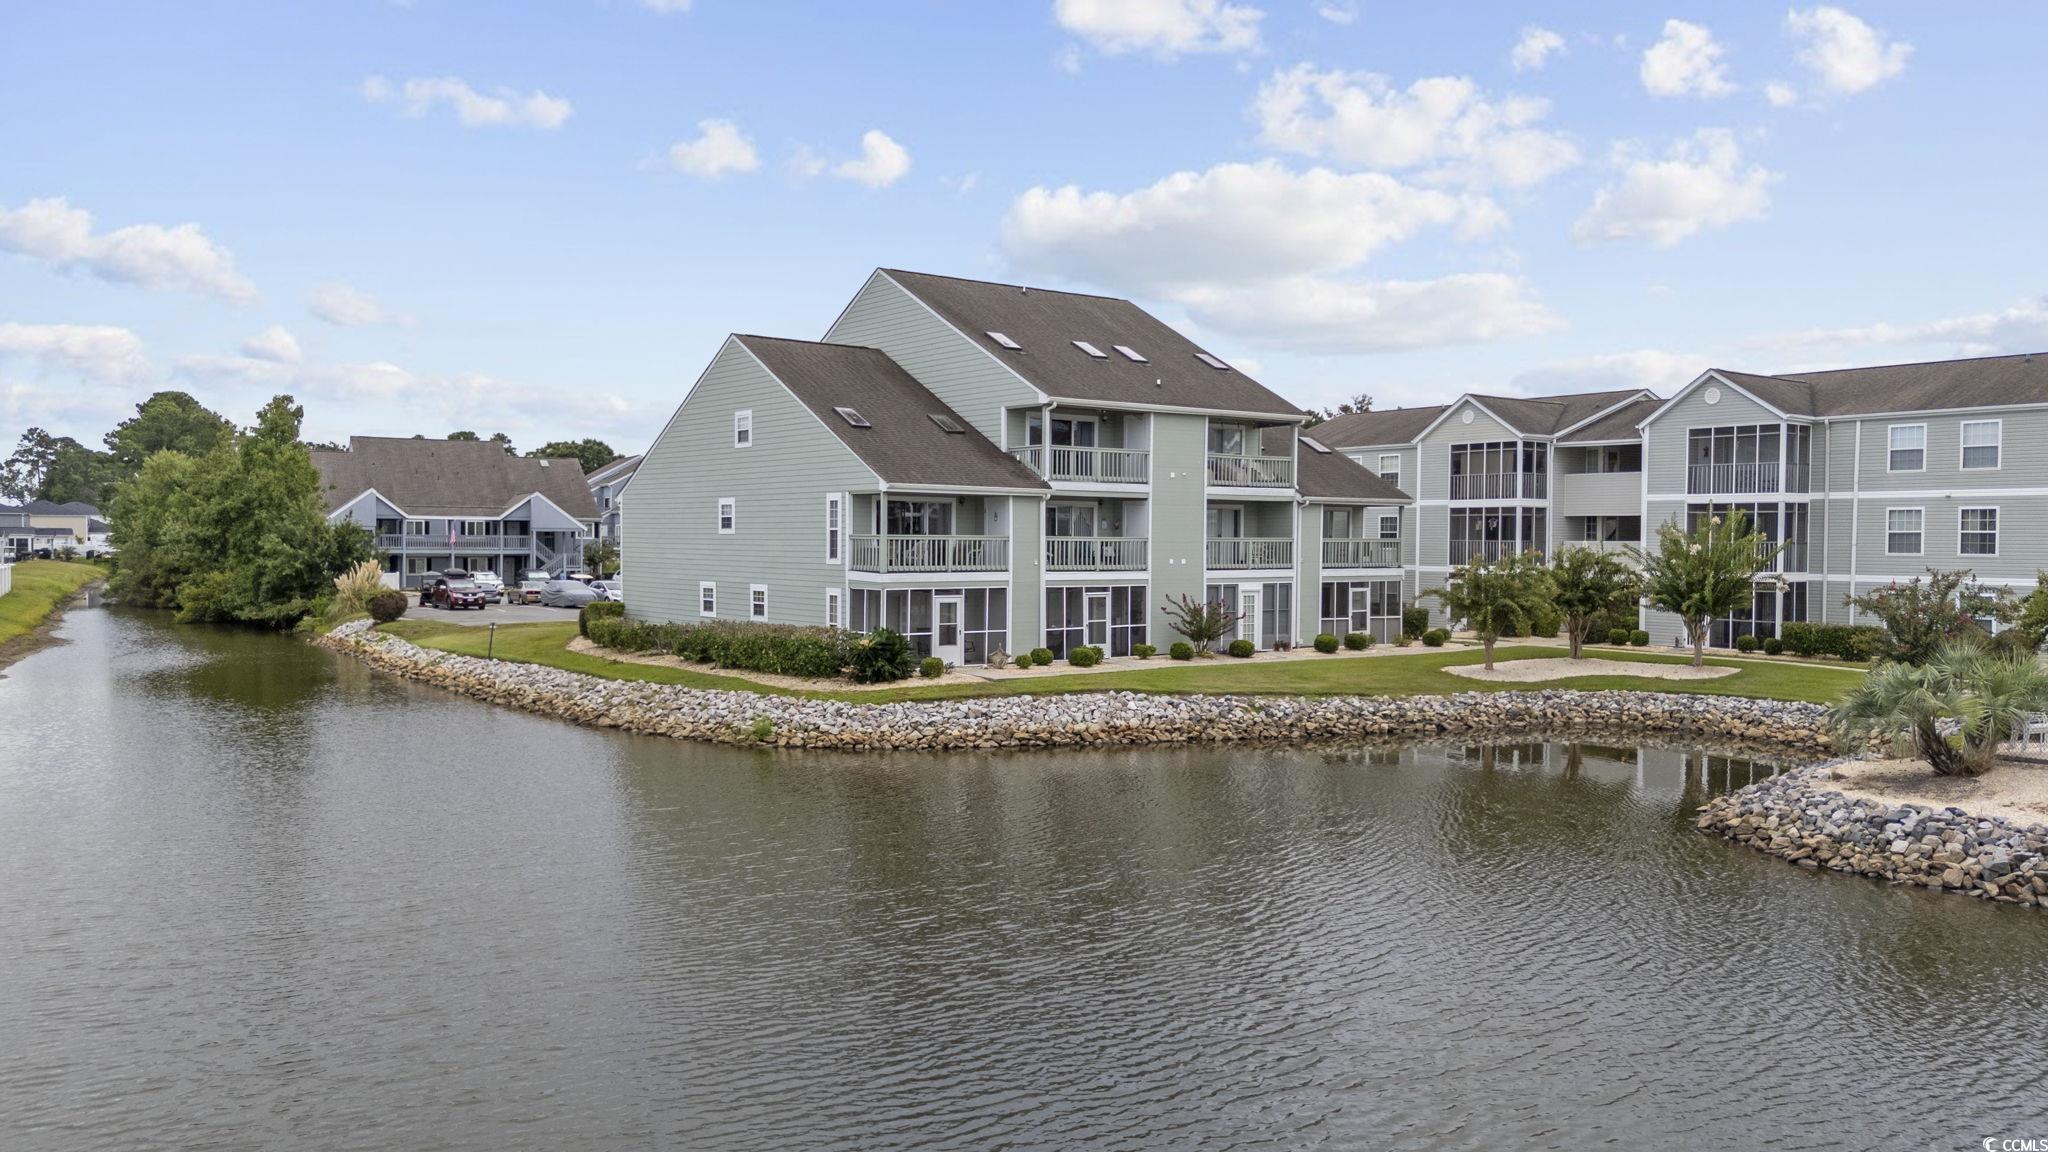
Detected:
[
  {"left": 1697, "top": 765, "right": 2048, "bottom": 909},
  {"left": 317, "top": 620, "right": 1836, "bottom": 753}
]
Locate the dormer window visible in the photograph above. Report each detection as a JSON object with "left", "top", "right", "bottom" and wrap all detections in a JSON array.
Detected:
[
  {"left": 987, "top": 331, "right": 1022, "bottom": 350},
  {"left": 1114, "top": 344, "right": 1147, "bottom": 363},
  {"left": 1072, "top": 340, "right": 1107, "bottom": 358}
]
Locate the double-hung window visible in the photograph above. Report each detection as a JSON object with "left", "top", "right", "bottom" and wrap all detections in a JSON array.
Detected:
[
  {"left": 1960, "top": 508, "right": 1999, "bottom": 556},
  {"left": 1378, "top": 454, "right": 1401, "bottom": 488},
  {"left": 1887, "top": 425, "right": 1925, "bottom": 472},
  {"left": 1961, "top": 420, "right": 2001, "bottom": 470},
  {"left": 733, "top": 410, "right": 752, "bottom": 448},
  {"left": 825, "top": 588, "right": 842, "bottom": 628},
  {"left": 824, "top": 494, "right": 842, "bottom": 562},
  {"left": 750, "top": 584, "right": 768, "bottom": 620},
  {"left": 699, "top": 582, "right": 716, "bottom": 617},
  {"left": 1886, "top": 508, "right": 1924, "bottom": 555},
  {"left": 717, "top": 497, "right": 736, "bottom": 534},
  {"left": 1379, "top": 514, "right": 1400, "bottom": 540}
]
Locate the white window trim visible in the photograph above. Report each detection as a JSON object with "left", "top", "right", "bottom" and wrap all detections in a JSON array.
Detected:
[
  {"left": 717, "top": 497, "right": 736, "bottom": 534},
  {"left": 1378, "top": 453, "right": 1402, "bottom": 487},
  {"left": 749, "top": 583, "right": 768, "bottom": 620},
  {"left": 825, "top": 493, "right": 842, "bottom": 563},
  {"left": 1887, "top": 423, "right": 1927, "bottom": 473},
  {"left": 1885, "top": 506, "right": 1925, "bottom": 556},
  {"left": 825, "top": 587, "right": 842, "bottom": 628},
  {"left": 1378, "top": 514, "right": 1400, "bottom": 540},
  {"left": 699, "top": 581, "right": 716, "bottom": 618},
  {"left": 1959, "top": 505, "right": 2000, "bottom": 559},
  {"left": 733, "top": 410, "right": 753, "bottom": 449},
  {"left": 1960, "top": 419, "right": 2002, "bottom": 471}
]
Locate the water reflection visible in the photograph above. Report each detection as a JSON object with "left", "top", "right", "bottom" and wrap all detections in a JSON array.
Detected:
[{"left": 1, "top": 607, "right": 2043, "bottom": 1151}]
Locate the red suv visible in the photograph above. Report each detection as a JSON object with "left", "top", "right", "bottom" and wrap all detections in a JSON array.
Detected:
[{"left": 432, "top": 578, "right": 487, "bottom": 610}]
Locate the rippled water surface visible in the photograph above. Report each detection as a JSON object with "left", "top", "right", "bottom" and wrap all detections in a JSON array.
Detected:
[{"left": 3, "top": 607, "right": 2045, "bottom": 1150}]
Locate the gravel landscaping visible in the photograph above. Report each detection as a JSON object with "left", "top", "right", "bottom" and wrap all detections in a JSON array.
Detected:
[{"left": 1445, "top": 657, "right": 1738, "bottom": 683}]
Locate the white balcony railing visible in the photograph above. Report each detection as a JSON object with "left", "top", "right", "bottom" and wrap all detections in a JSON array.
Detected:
[
  {"left": 1206, "top": 454, "right": 1294, "bottom": 487},
  {"left": 1449, "top": 473, "right": 1531, "bottom": 500},
  {"left": 1045, "top": 537, "right": 1149, "bottom": 571},
  {"left": 1011, "top": 445, "right": 1149, "bottom": 483},
  {"left": 1686, "top": 462, "right": 1780, "bottom": 495},
  {"left": 380, "top": 533, "right": 533, "bottom": 552},
  {"left": 1449, "top": 539, "right": 1547, "bottom": 565},
  {"left": 850, "top": 535, "right": 1009, "bottom": 573},
  {"left": 1206, "top": 537, "right": 1293, "bottom": 568},
  {"left": 1321, "top": 539, "right": 1401, "bottom": 568}
]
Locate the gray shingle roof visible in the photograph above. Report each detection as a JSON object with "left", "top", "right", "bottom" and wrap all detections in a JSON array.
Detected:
[
  {"left": 1469, "top": 389, "right": 1650, "bottom": 436},
  {"left": 1297, "top": 444, "right": 1411, "bottom": 503},
  {"left": 586, "top": 454, "right": 641, "bottom": 487},
  {"left": 16, "top": 498, "right": 101, "bottom": 516},
  {"left": 1711, "top": 354, "right": 2048, "bottom": 417},
  {"left": 880, "top": 269, "right": 1306, "bottom": 417},
  {"left": 1310, "top": 405, "right": 1449, "bottom": 448},
  {"left": 735, "top": 335, "right": 1049, "bottom": 491},
  {"left": 1558, "top": 396, "right": 1664, "bottom": 443},
  {"left": 312, "top": 437, "right": 602, "bottom": 519}
]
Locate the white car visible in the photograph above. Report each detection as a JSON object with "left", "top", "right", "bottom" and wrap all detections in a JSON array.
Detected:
[
  {"left": 470, "top": 571, "right": 505, "bottom": 602},
  {"left": 592, "top": 579, "right": 622, "bottom": 601}
]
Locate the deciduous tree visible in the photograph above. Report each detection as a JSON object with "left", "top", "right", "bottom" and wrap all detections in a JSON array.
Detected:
[
  {"left": 1423, "top": 551, "right": 1553, "bottom": 670},
  {"left": 1549, "top": 546, "right": 1641, "bottom": 660},
  {"left": 1636, "top": 509, "right": 1783, "bottom": 669},
  {"left": 528, "top": 438, "right": 619, "bottom": 474}
]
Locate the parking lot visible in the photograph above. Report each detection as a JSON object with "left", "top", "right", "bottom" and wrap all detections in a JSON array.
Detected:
[{"left": 411, "top": 600, "right": 586, "bottom": 627}]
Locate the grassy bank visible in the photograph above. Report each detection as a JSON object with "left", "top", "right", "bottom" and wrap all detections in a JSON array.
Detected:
[
  {"left": 379, "top": 618, "right": 1865, "bottom": 705},
  {"left": 1, "top": 560, "right": 105, "bottom": 652}
]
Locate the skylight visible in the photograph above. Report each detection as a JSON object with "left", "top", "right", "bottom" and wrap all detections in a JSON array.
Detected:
[
  {"left": 834, "top": 406, "right": 871, "bottom": 428},
  {"left": 987, "top": 331, "right": 1022, "bottom": 350},
  {"left": 1301, "top": 436, "right": 1331, "bottom": 454},
  {"left": 928, "top": 414, "right": 964, "bottom": 433},
  {"left": 1114, "top": 344, "right": 1147, "bottom": 363},
  {"left": 1194, "top": 352, "right": 1231, "bottom": 370},
  {"left": 1072, "top": 340, "right": 1107, "bottom": 359}
]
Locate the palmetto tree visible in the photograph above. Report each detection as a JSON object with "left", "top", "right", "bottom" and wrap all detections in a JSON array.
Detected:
[
  {"left": 1635, "top": 508, "right": 1783, "bottom": 669},
  {"left": 1549, "top": 546, "right": 1641, "bottom": 660},
  {"left": 1830, "top": 642, "right": 2048, "bottom": 776},
  {"left": 1424, "top": 551, "right": 1554, "bottom": 671}
]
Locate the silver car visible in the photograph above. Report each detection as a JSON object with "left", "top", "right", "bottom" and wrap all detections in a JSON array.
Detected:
[
  {"left": 592, "top": 579, "right": 623, "bottom": 601},
  {"left": 539, "top": 579, "right": 598, "bottom": 608}
]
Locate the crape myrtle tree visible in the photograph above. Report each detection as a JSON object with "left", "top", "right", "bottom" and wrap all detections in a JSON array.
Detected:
[
  {"left": 1548, "top": 545, "right": 1641, "bottom": 660},
  {"left": 1423, "top": 551, "right": 1554, "bottom": 670},
  {"left": 1162, "top": 593, "right": 1240, "bottom": 656},
  {"left": 109, "top": 395, "right": 373, "bottom": 627},
  {"left": 1841, "top": 568, "right": 2017, "bottom": 665},
  {"left": 1635, "top": 509, "right": 1783, "bottom": 669}
]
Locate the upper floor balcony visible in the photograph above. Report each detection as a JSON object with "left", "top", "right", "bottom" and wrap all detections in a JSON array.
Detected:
[
  {"left": 1045, "top": 536, "right": 1148, "bottom": 572},
  {"left": 1010, "top": 445, "right": 1150, "bottom": 484},
  {"left": 1206, "top": 537, "right": 1293, "bottom": 569},
  {"left": 1321, "top": 538, "right": 1401, "bottom": 568},
  {"left": 379, "top": 533, "right": 533, "bottom": 552},
  {"left": 850, "top": 535, "right": 1009, "bottom": 574},
  {"left": 1206, "top": 454, "right": 1294, "bottom": 488},
  {"left": 1448, "top": 472, "right": 1546, "bottom": 500}
]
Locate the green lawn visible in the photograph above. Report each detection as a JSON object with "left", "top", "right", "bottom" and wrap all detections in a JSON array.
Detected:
[
  {"left": 379, "top": 617, "right": 1865, "bottom": 706},
  {"left": 1, "top": 559, "right": 105, "bottom": 649}
]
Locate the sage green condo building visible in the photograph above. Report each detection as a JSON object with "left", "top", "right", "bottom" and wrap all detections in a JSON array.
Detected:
[
  {"left": 623, "top": 270, "right": 1410, "bottom": 664},
  {"left": 1316, "top": 352, "right": 2048, "bottom": 647}
]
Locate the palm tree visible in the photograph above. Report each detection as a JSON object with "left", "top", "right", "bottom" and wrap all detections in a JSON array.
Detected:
[
  {"left": 1424, "top": 551, "right": 1554, "bottom": 671},
  {"left": 1635, "top": 508, "right": 1784, "bottom": 669},
  {"left": 1830, "top": 642, "right": 2048, "bottom": 776},
  {"left": 1942, "top": 643, "right": 2048, "bottom": 767},
  {"left": 1549, "top": 545, "right": 1640, "bottom": 660}
]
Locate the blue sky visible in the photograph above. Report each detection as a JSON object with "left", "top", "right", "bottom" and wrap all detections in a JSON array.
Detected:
[{"left": 4, "top": 1, "right": 2044, "bottom": 454}]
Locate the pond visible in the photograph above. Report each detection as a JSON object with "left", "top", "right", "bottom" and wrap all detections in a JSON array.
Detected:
[{"left": 2, "top": 605, "right": 2042, "bottom": 1149}]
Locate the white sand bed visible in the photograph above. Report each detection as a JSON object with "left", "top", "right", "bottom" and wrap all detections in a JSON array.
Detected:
[
  {"left": 1825, "top": 757, "right": 2048, "bottom": 826},
  {"left": 1444, "top": 657, "right": 1738, "bottom": 683}
]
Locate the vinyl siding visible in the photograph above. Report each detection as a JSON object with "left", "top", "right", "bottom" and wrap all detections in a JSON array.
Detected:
[
  {"left": 1829, "top": 409, "right": 2048, "bottom": 493},
  {"left": 1148, "top": 412, "right": 1207, "bottom": 638},
  {"left": 823, "top": 271, "right": 1041, "bottom": 445},
  {"left": 1642, "top": 383, "right": 1785, "bottom": 495},
  {"left": 1417, "top": 400, "right": 1521, "bottom": 502},
  {"left": 623, "top": 338, "right": 877, "bottom": 626}
]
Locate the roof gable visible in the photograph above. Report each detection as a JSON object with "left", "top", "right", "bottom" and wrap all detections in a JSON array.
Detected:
[
  {"left": 1296, "top": 443, "right": 1411, "bottom": 503},
  {"left": 1311, "top": 405, "right": 1447, "bottom": 448}
]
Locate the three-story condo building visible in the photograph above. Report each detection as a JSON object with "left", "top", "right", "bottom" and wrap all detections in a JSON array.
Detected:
[
  {"left": 1315, "top": 352, "right": 2048, "bottom": 647},
  {"left": 622, "top": 270, "right": 1410, "bottom": 663}
]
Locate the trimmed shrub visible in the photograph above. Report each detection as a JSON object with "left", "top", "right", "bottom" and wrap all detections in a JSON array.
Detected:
[
  {"left": 1529, "top": 604, "right": 1561, "bottom": 639},
  {"left": 1630, "top": 630, "right": 1650, "bottom": 647},
  {"left": 1169, "top": 642, "right": 1195, "bottom": 661},
  {"left": 1402, "top": 606, "right": 1431, "bottom": 638},
  {"left": 1762, "top": 636, "right": 1784, "bottom": 655},
  {"left": 1030, "top": 647, "right": 1055, "bottom": 667},
  {"left": 1133, "top": 643, "right": 1156, "bottom": 659},
  {"left": 1227, "top": 638, "right": 1255, "bottom": 659},
  {"left": 1422, "top": 629, "right": 1448, "bottom": 647},
  {"left": 586, "top": 614, "right": 684, "bottom": 654},
  {"left": 849, "top": 629, "right": 915, "bottom": 683},
  {"left": 1607, "top": 627, "right": 1631, "bottom": 646},
  {"left": 1734, "top": 634, "right": 1759, "bottom": 653},
  {"left": 1313, "top": 633, "right": 1340, "bottom": 654},
  {"left": 1395, "top": 635, "right": 1413, "bottom": 647},
  {"left": 367, "top": 590, "right": 407, "bottom": 623},
  {"left": 1014, "top": 652, "right": 1035, "bottom": 669},
  {"left": 1069, "top": 645, "right": 1101, "bottom": 668},
  {"left": 580, "top": 599, "right": 624, "bottom": 638},
  {"left": 1343, "top": 632, "right": 1371, "bottom": 650},
  {"left": 659, "top": 620, "right": 854, "bottom": 677},
  {"left": 1780, "top": 621, "right": 1887, "bottom": 662},
  {"left": 919, "top": 656, "right": 946, "bottom": 678}
]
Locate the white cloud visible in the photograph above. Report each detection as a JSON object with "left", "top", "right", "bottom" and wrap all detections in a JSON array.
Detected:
[
  {"left": 1052, "top": 0, "right": 1263, "bottom": 58},
  {"left": 1747, "top": 297, "right": 2048, "bottom": 358},
  {"left": 0, "top": 197, "right": 255, "bottom": 301},
  {"left": 309, "top": 282, "right": 407, "bottom": 327},
  {"left": 0, "top": 322, "right": 152, "bottom": 382},
  {"left": 1764, "top": 81, "right": 1801, "bottom": 107},
  {"left": 832, "top": 130, "right": 912, "bottom": 188},
  {"left": 1640, "top": 18, "right": 1734, "bottom": 98},
  {"left": 1315, "top": 2, "right": 1357, "bottom": 25},
  {"left": 241, "top": 325, "right": 302, "bottom": 364},
  {"left": 1509, "top": 349, "right": 1706, "bottom": 395},
  {"left": 1573, "top": 129, "right": 1777, "bottom": 247},
  {"left": 1785, "top": 6, "right": 1910, "bottom": 95},
  {"left": 361, "top": 74, "right": 572, "bottom": 130},
  {"left": 639, "top": 0, "right": 692, "bottom": 10},
  {"left": 1510, "top": 27, "right": 1566, "bottom": 72},
  {"left": 1174, "top": 273, "right": 1559, "bottom": 353},
  {"left": 667, "top": 119, "right": 760, "bottom": 178},
  {"left": 1252, "top": 66, "right": 1579, "bottom": 189}
]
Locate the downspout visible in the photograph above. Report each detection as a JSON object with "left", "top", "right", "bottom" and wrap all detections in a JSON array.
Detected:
[{"left": 1848, "top": 420, "right": 1861, "bottom": 624}]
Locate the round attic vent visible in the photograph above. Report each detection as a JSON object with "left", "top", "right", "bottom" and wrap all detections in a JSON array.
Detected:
[
  {"left": 1704, "top": 387, "right": 1722, "bottom": 405},
  {"left": 1460, "top": 409, "right": 1474, "bottom": 424}
]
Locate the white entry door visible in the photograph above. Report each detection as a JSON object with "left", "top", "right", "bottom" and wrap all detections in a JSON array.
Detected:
[
  {"left": 934, "top": 595, "right": 965, "bottom": 666},
  {"left": 1085, "top": 591, "right": 1110, "bottom": 648},
  {"left": 1238, "top": 587, "right": 1260, "bottom": 648}
]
